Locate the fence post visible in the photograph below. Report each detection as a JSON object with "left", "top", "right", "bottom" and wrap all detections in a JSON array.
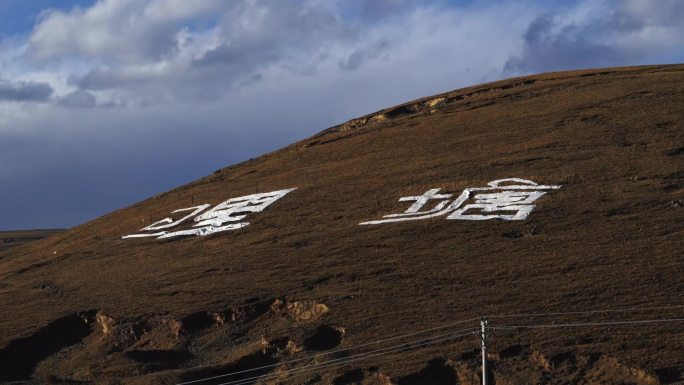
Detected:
[{"left": 481, "top": 318, "right": 488, "bottom": 385}]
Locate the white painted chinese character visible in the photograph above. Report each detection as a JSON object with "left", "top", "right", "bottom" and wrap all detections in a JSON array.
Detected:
[
  {"left": 122, "top": 188, "right": 296, "bottom": 240},
  {"left": 360, "top": 178, "right": 560, "bottom": 225},
  {"left": 383, "top": 188, "right": 453, "bottom": 218},
  {"left": 448, "top": 190, "right": 547, "bottom": 220}
]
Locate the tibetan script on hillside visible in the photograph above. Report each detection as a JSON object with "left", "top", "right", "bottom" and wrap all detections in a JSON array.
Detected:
[
  {"left": 359, "top": 178, "right": 560, "bottom": 225},
  {"left": 123, "top": 188, "right": 296, "bottom": 240}
]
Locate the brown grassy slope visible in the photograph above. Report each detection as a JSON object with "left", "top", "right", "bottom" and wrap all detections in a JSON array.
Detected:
[
  {"left": 0, "top": 230, "right": 65, "bottom": 252},
  {"left": 0, "top": 65, "right": 683, "bottom": 384}
]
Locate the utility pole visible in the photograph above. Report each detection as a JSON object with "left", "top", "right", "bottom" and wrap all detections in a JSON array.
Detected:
[{"left": 481, "top": 318, "right": 488, "bottom": 385}]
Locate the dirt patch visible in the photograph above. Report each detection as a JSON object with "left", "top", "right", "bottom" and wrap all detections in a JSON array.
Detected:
[
  {"left": 233, "top": 297, "right": 273, "bottom": 324},
  {"left": 270, "top": 298, "right": 330, "bottom": 323},
  {"left": 95, "top": 313, "right": 150, "bottom": 352},
  {"left": 96, "top": 311, "right": 116, "bottom": 335},
  {"left": 503, "top": 348, "right": 663, "bottom": 385}
]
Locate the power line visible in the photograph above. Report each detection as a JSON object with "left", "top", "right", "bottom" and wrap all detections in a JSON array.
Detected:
[
  {"left": 175, "top": 308, "right": 684, "bottom": 385},
  {"left": 212, "top": 330, "right": 477, "bottom": 385},
  {"left": 181, "top": 327, "right": 476, "bottom": 385},
  {"left": 489, "top": 317, "right": 684, "bottom": 331},
  {"left": 488, "top": 304, "right": 684, "bottom": 320},
  {"left": 177, "top": 317, "right": 481, "bottom": 385},
  {"left": 219, "top": 330, "right": 477, "bottom": 385}
]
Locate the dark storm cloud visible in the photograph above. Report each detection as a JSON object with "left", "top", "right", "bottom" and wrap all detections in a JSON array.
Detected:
[{"left": 0, "top": 79, "right": 53, "bottom": 102}]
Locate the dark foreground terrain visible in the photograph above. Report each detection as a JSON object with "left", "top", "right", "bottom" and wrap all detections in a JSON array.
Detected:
[{"left": 1, "top": 65, "right": 683, "bottom": 384}]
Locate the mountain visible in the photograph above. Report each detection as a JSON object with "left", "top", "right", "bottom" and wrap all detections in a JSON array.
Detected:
[
  {"left": 1, "top": 64, "right": 683, "bottom": 385},
  {"left": 0, "top": 230, "right": 65, "bottom": 252}
]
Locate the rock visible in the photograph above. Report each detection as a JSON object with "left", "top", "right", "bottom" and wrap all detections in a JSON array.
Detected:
[
  {"left": 96, "top": 312, "right": 116, "bottom": 335},
  {"left": 286, "top": 300, "right": 329, "bottom": 323}
]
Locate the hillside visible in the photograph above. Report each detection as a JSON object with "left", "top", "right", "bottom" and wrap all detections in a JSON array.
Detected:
[
  {"left": 0, "top": 230, "right": 65, "bottom": 252},
  {"left": 0, "top": 64, "right": 683, "bottom": 385}
]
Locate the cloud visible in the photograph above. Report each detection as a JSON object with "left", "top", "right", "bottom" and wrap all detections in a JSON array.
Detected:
[
  {"left": 505, "top": 0, "right": 684, "bottom": 74},
  {"left": 29, "top": 0, "right": 224, "bottom": 62},
  {"left": 504, "top": 13, "right": 632, "bottom": 73},
  {"left": 57, "top": 89, "right": 96, "bottom": 108},
  {"left": 10, "top": 0, "right": 684, "bottom": 107},
  {"left": 0, "top": 78, "right": 53, "bottom": 102},
  {"left": 340, "top": 40, "right": 389, "bottom": 71},
  {"left": 28, "top": 0, "right": 367, "bottom": 104},
  {"left": 623, "top": 0, "right": 684, "bottom": 27}
]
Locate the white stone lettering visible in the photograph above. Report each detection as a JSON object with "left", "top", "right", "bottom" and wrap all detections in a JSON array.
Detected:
[
  {"left": 385, "top": 188, "right": 454, "bottom": 218},
  {"left": 360, "top": 178, "right": 560, "bottom": 225},
  {"left": 142, "top": 204, "right": 212, "bottom": 231},
  {"left": 123, "top": 188, "right": 296, "bottom": 240}
]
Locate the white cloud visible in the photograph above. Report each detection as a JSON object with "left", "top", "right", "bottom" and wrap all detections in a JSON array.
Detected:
[
  {"left": 3, "top": 0, "right": 683, "bottom": 109},
  {"left": 20, "top": 0, "right": 537, "bottom": 107},
  {"left": 30, "top": 0, "right": 224, "bottom": 62},
  {"left": 23, "top": 0, "right": 360, "bottom": 104}
]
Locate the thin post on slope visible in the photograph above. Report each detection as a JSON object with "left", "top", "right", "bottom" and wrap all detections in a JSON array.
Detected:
[{"left": 481, "top": 318, "right": 488, "bottom": 385}]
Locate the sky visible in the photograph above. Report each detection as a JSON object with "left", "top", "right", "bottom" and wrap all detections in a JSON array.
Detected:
[{"left": 0, "top": 0, "right": 683, "bottom": 230}]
